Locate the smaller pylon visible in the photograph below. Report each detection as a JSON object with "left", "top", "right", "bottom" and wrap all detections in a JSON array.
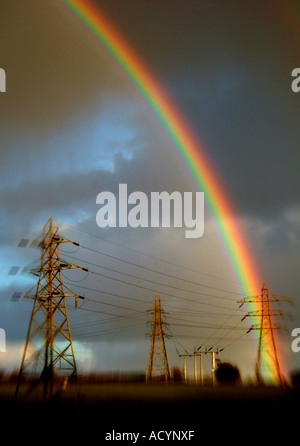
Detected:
[{"left": 146, "top": 295, "right": 170, "bottom": 383}]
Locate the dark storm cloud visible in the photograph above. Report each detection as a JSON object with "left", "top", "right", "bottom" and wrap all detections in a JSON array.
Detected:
[
  {"left": 0, "top": 0, "right": 127, "bottom": 133},
  {"left": 0, "top": 0, "right": 299, "bottom": 278},
  {"left": 1, "top": 0, "right": 299, "bottom": 222},
  {"left": 259, "top": 208, "right": 300, "bottom": 256},
  {"left": 0, "top": 133, "right": 190, "bottom": 229},
  {"left": 97, "top": 0, "right": 300, "bottom": 221}
]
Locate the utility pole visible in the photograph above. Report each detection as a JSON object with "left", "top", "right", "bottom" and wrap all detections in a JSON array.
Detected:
[
  {"left": 238, "top": 283, "right": 291, "bottom": 386},
  {"left": 179, "top": 348, "right": 222, "bottom": 385},
  {"left": 15, "top": 217, "right": 85, "bottom": 401},
  {"left": 146, "top": 295, "right": 170, "bottom": 383},
  {"left": 178, "top": 354, "right": 194, "bottom": 384}
]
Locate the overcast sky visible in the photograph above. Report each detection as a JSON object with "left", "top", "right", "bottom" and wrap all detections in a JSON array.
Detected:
[{"left": 0, "top": 0, "right": 299, "bottom": 381}]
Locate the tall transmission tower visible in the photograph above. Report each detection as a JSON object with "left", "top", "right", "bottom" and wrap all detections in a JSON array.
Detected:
[
  {"left": 238, "top": 283, "right": 291, "bottom": 386},
  {"left": 15, "top": 217, "right": 85, "bottom": 400},
  {"left": 146, "top": 295, "right": 170, "bottom": 383}
]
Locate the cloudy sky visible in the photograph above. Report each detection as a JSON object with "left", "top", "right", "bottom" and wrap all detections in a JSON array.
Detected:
[{"left": 0, "top": 0, "right": 299, "bottom": 381}]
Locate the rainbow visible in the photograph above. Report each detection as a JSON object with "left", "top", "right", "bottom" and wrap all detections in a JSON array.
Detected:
[{"left": 55, "top": 0, "right": 284, "bottom": 383}]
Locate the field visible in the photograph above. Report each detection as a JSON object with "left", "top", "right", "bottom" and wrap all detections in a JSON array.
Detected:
[{"left": 1, "top": 381, "right": 298, "bottom": 442}]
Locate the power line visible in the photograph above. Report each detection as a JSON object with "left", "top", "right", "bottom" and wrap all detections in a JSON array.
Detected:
[
  {"left": 73, "top": 320, "right": 146, "bottom": 341},
  {"left": 85, "top": 296, "right": 146, "bottom": 315},
  {"left": 65, "top": 246, "right": 241, "bottom": 298},
  {"left": 168, "top": 313, "right": 241, "bottom": 326},
  {"left": 170, "top": 322, "right": 245, "bottom": 331},
  {"left": 78, "top": 306, "right": 144, "bottom": 322},
  {"left": 209, "top": 319, "right": 247, "bottom": 349},
  {"left": 65, "top": 271, "right": 233, "bottom": 312},
  {"left": 195, "top": 303, "right": 243, "bottom": 349},
  {"left": 63, "top": 252, "right": 239, "bottom": 303},
  {"left": 221, "top": 331, "right": 249, "bottom": 351},
  {"left": 60, "top": 222, "right": 246, "bottom": 288},
  {"left": 63, "top": 281, "right": 151, "bottom": 306}
]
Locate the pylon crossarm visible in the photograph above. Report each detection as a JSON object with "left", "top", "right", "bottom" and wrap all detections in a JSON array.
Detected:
[
  {"left": 246, "top": 310, "right": 285, "bottom": 317},
  {"left": 60, "top": 281, "right": 85, "bottom": 299},
  {"left": 270, "top": 294, "right": 294, "bottom": 304},
  {"left": 238, "top": 297, "right": 288, "bottom": 304},
  {"left": 50, "top": 235, "right": 80, "bottom": 247},
  {"left": 237, "top": 295, "right": 259, "bottom": 303},
  {"left": 251, "top": 323, "right": 281, "bottom": 330},
  {"left": 59, "top": 261, "right": 88, "bottom": 272}
]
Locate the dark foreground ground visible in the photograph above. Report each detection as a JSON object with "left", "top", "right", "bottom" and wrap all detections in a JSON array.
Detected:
[{"left": 0, "top": 383, "right": 298, "bottom": 442}]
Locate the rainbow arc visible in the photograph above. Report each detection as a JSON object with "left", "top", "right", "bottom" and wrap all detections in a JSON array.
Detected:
[{"left": 55, "top": 0, "right": 285, "bottom": 383}]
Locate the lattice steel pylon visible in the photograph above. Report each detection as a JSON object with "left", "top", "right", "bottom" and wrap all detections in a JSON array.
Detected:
[
  {"left": 146, "top": 295, "right": 170, "bottom": 383},
  {"left": 15, "top": 217, "right": 85, "bottom": 401},
  {"left": 238, "top": 283, "right": 291, "bottom": 386}
]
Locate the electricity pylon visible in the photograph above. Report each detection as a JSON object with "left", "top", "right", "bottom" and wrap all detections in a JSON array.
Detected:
[
  {"left": 238, "top": 283, "right": 291, "bottom": 386},
  {"left": 146, "top": 295, "right": 170, "bottom": 383},
  {"left": 15, "top": 217, "right": 85, "bottom": 401}
]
